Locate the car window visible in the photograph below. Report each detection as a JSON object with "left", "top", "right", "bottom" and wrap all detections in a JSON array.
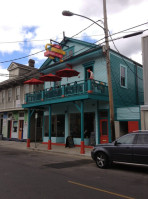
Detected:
[
  {"left": 117, "top": 134, "right": 135, "bottom": 144},
  {"left": 136, "top": 134, "right": 148, "bottom": 144}
]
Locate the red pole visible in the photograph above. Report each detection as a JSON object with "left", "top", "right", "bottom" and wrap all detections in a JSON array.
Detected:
[
  {"left": 80, "top": 141, "right": 85, "bottom": 154},
  {"left": 48, "top": 140, "right": 51, "bottom": 150},
  {"left": 27, "top": 139, "right": 30, "bottom": 148}
]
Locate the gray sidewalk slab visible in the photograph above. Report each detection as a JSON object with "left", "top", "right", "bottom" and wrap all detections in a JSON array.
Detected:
[{"left": 0, "top": 140, "right": 92, "bottom": 158}]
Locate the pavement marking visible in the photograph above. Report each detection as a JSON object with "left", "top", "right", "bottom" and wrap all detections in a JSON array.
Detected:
[{"left": 68, "top": 181, "right": 135, "bottom": 199}]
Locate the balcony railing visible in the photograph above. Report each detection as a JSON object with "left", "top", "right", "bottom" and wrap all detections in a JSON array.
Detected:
[{"left": 25, "top": 79, "right": 108, "bottom": 104}]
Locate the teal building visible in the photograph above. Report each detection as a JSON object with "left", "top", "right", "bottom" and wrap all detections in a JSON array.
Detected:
[{"left": 22, "top": 37, "right": 143, "bottom": 153}]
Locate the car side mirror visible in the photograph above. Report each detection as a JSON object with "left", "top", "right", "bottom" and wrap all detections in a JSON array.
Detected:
[{"left": 114, "top": 141, "right": 118, "bottom": 146}]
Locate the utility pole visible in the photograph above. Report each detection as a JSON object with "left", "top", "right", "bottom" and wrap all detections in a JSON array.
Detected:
[
  {"left": 103, "top": 0, "right": 115, "bottom": 140},
  {"left": 62, "top": 0, "right": 115, "bottom": 141}
]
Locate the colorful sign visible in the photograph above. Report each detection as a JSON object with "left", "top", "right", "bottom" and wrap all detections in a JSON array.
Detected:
[{"left": 44, "top": 43, "right": 66, "bottom": 62}]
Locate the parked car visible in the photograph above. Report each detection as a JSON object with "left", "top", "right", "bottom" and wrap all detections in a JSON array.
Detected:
[{"left": 91, "top": 131, "right": 148, "bottom": 169}]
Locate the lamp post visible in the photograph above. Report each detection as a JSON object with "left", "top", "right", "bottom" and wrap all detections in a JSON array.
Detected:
[{"left": 62, "top": 0, "right": 115, "bottom": 141}]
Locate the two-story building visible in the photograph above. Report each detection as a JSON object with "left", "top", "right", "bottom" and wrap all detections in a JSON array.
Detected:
[
  {"left": 0, "top": 59, "right": 43, "bottom": 141},
  {"left": 22, "top": 37, "right": 144, "bottom": 153}
]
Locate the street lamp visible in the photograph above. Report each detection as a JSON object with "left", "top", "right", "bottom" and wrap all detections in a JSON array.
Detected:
[{"left": 62, "top": 0, "right": 115, "bottom": 141}]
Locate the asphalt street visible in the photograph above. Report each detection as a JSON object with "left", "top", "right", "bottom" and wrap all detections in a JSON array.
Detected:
[{"left": 0, "top": 146, "right": 148, "bottom": 199}]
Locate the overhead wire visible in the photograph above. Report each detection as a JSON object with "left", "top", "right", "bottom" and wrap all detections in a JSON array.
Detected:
[
  {"left": 0, "top": 21, "right": 147, "bottom": 65},
  {"left": 0, "top": 21, "right": 147, "bottom": 80}
]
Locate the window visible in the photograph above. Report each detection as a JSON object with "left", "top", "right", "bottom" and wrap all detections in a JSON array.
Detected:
[
  {"left": 16, "top": 86, "right": 20, "bottom": 100},
  {"left": 2, "top": 91, "right": 5, "bottom": 103},
  {"left": 102, "top": 121, "right": 108, "bottom": 135},
  {"left": 24, "top": 85, "right": 29, "bottom": 94},
  {"left": 117, "top": 134, "right": 135, "bottom": 144},
  {"left": 137, "top": 134, "right": 148, "bottom": 144},
  {"left": 8, "top": 88, "right": 12, "bottom": 102},
  {"left": 8, "top": 113, "right": 12, "bottom": 118},
  {"left": 19, "top": 112, "right": 24, "bottom": 117},
  {"left": 100, "top": 111, "right": 108, "bottom": 118},
  {"left": 24, "top": 84, "right": 29, "bottom": 101},
  {"left": 70, "top": 113, "right": 81, "bottom": 138},
  {"left": 120, "top": 65, "right": 127, "bottom": 88}
]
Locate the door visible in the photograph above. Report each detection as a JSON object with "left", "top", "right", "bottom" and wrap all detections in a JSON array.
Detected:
[
  {"left": 0, "top": 119, "right": 3, "bottom": 134},
  {"left": 128, "top": 121, "right": 139, "bottom": 132},
  {"left": 133, "top": 134, "right": 148, "bottom": 164},
  {"left": 8, "top": 120, "right": 12, "bottom": 138},
  {"left": 100, "top": 119, "right": 109, "bottom": 144},
  {"left": 112, "top": 133, "right": 136, "bottom": 163},
  {"left": 18, "top": 120, "right": 24, "bottom": 140}
]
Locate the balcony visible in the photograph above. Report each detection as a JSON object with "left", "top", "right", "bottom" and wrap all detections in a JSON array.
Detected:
[{"left": 23, "top": 79, "right": 108, "bottom": 107}]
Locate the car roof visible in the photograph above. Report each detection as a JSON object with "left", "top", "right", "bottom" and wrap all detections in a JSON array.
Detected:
[{"left": 129, "top": 130, "right": 148, "bottom": 134}]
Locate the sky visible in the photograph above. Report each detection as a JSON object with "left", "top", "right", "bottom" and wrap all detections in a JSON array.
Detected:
[{"left": 0, "top": 0, "right": 147, "bottom": 82}]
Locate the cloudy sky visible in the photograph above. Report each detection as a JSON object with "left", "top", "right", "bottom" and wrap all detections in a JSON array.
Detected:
[{"left": 0, "top": 0, "right": 147, "bottom": 81}]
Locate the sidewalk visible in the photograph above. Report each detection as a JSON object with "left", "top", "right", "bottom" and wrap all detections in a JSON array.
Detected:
[{"left": 0, "top": 140, "right": 92, "bottom": 158}]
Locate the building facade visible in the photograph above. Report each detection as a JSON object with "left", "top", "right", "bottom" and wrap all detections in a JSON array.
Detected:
[
  {"left": 0, "top": 60, "right": 43, "bottom": 141},
  {"left": 22, "top": 37, "right": 144, "bottom": 153}
]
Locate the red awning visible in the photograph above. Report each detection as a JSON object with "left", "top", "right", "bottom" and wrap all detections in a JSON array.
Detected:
[
  {"left": 24, "top": 78, "right": 44, "bottom": 85},
  {"left": 39, "top": 73, "right": 62, "bottom": 82}
]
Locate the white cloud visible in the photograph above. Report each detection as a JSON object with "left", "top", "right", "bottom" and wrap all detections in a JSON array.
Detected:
[
  {"left": 0, "top": 66, "right": 9, "bottom": 82},
  {"left": 0, "top": 0, "right": 147, "bottom": 65}
]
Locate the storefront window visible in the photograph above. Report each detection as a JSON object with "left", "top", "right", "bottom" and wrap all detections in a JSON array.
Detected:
[
  {"left": 57, "top": 115, "right": 65, "bottom": 137},
  {"left": 44, "top": 115, "right": 65, "bottom": 137},
  {"left": 70, "top": 113, "right": 81, "bottom": 138},
  {"left": 44, "top": 116, "right": 49, "bottom": 137}
]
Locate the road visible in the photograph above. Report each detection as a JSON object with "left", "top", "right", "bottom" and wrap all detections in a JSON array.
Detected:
[{"left": 0, "top": 146, "right": 147, "bottom": 199}]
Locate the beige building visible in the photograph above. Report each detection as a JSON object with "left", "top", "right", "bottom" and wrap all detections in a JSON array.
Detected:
[{"left": 0, "top": 59, "right": 43, "bottom": 140}]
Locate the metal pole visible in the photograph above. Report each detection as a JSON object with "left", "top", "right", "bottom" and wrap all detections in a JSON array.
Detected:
[
  {"left": 48, "top": 105, "right": 52, "bottom": 150},
  {"left": 103, "top": 0, "right": 115, "bottom": 141},
  {"left": 80, "top": 100, "right": 85, "bottom": 154},
  {"left": 27, "top": 109, "right": 31, "bottom": 147},
  {"left": 35, "top": 112, "right": 38, "bottom": 148}
]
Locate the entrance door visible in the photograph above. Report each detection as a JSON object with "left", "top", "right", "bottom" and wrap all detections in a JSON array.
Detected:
[
  {"left": 100, "top": 119, "right": 108, "bottom": 144},
  {"left": 8, "top": 120, "right": 12, "bottom": 138},
  {"left": 18, "top": 120, "right": 24, "bottom": 140},
  {"left": 0, "top": 119, "right": 3, "bottom": 134}
]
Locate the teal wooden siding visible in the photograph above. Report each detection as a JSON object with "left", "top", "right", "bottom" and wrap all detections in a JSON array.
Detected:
[
  {"left": 110, "top": 51, "right": 144, "bottom": 108},
  {"left": 94, "top": 57, "right": 107, "bottom": 83}
]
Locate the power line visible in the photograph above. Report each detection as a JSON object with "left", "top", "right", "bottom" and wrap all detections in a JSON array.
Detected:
[
  {"left": 108, "top": 31, "right": 143, "bottom": 80},
  {"left": 0, "top": 49, "right": 45, "bottom": 64},
  {"left": 0, "top": 21, "right": 147, "bottom": 65},
  {"left": 0, "top": 22, "right": 147, "bottom": 80}
]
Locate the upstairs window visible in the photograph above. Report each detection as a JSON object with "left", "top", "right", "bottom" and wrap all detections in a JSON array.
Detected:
[
  {"left": 16, "top": 86, "right": 20, "bottom": 100},
  {"left": 2, "top": 91, "right": 5, "bottom": 103},
  {"left": 24, "top": 84, "right": 29, "bottom": 94},
  {"left": 8, "top": 88, "right": 12, "bottom": 102},
  {"left": 120, "top": 65, "right": 127, "bottom": 88}
]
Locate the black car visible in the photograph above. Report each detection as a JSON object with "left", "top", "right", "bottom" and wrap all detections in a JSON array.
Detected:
[{"left": 91, "top": 131, "right": 148, "bottom": 168}]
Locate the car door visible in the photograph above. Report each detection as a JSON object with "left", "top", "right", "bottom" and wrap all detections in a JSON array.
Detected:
[
  {"left": 133, "top": 134, "right": 148, "bottom": 164},
  {"left": 112, "top": 134, "right": 136, "bottom": 163}
]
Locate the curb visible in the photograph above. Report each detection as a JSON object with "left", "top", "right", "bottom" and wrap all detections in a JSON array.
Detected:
[{"left": 27, "top": 147, "right": 91, "bottom": 159}]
